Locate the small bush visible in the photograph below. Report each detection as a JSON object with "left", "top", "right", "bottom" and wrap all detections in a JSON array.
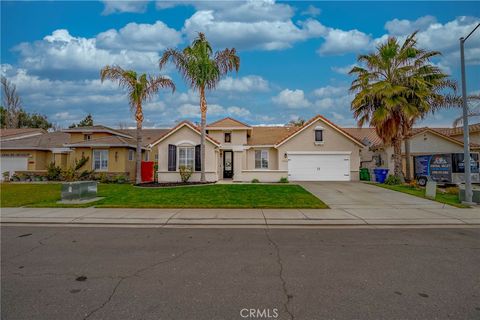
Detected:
[
  {"left": 98, "top": 172, "right": 110, "bottom": 184},
  {"left": 116, "top": 174, "right": 127, "bottom": 184},
  {"left": 279, "top": 177, "right": 289, "bottom": 183},
  {"left": 445, "top": 186, "right": 459, "bottom": 195},
  {"left": 384, "top": 175, "right": 402, "bottom": 185},
  {"left": 61, "top": 167, "right": 76, "bottom": 182},
  {"left": 407, "top": 179, "right": 418, "bottom": 188},
  {"left": 251, "top": 178, "right": 260, "bottom": 183},
  {"left": 46, "top": 162, "right": 62, "bottom": 181},
  {"left": 179, "top": 166, "right": 193, "bottom": 183}
]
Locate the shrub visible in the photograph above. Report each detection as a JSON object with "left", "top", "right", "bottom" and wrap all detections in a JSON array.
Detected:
[
  {"left": 179, "top": 165, "right": 193, "bottom": 183},
  {"left": 408, "top": 179, "right": 418, "bottom": 188},
  {"left": 251, "top": 178, "right": 260, "bottom": 183},
  {"left": 98, "top": 172, "right": 110, "bottom": 184},
  {"left": 445, "top": 186, "right": 459, "bottom": 195},
  {"left": 384, "top": 175, "right": 402, "bottom": 185},
  {"left": 61, "top": 167, "right": 76, "bottom": 182},
  {"left": 278, "top": 177, "right": 289, "bottom": 183},
  {"left": 11, "top": 174, "right": 20, "bottom": 181},
  {"left": 46, "top": 162, "right": 62, "bottom": 181},
  {"left": 116, "top": 174, "right": 127, "bottom": 184},
  {"left": 2, "top": 171, "right": 10, "bottom": 181}
]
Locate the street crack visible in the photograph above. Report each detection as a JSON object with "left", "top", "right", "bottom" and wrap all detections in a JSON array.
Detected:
[{"left": 264, "top": 228, "right": 294, "bottom": 320}]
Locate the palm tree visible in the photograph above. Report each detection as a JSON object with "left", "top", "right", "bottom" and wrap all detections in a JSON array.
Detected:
[
  {"left": 100, "top": 65, "right": 175, "bottom": 184},
  {"left": 350, "top": 32, "right": 452, "bottom": 179},
  {"left": 159, "top": 32, "right": 240, "bottom": 182}
]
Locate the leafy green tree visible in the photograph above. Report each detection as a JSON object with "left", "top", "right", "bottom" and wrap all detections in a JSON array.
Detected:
[
  {"left": 69, "top": 114, "right": 94, "bottom": 128},
  {"left": 100, "top": 65, "right": 175, "bottom": 184},
  {"left": 350, "top": 32, "right": 453, "bottom": 179},
  {"left": 160, "top": 32, "right": 240, "bottom": 182}
]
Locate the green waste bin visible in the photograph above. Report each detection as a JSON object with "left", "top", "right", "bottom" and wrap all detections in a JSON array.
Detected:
[{"left": 360, "top": 168, "right": 370, "bottom": 181}]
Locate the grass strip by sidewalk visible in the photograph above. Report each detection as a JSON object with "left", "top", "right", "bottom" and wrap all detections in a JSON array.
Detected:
[
  {"left": 371, "top": 183, "right": 469, "bottom": 208},
  {"left": 0, "top": 183, "right": 328, "bottom": 209}
]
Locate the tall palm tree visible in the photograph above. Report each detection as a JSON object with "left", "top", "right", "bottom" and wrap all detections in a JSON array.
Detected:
[
  {"left": 100, "top": 65, "right": 175, "bottom": 184},
  {"left": 159, "top": 32, "right": 240, "bottom": 182},
  {"left": 350, "top": 32, "right": 452, "bottom": 179}
]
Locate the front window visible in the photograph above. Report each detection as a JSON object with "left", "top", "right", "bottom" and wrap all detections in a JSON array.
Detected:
[
  {"left": 128, "top": 150, "right": 134, "bottom": 161},
  {"left": 315, "top": 130, "right": 323, "bottom": 142},
  {"left": 255, "top": 150, "right": 269, "bottom": 169},
  {"left": 154, "top": 154, "right": 159, "bottom": 161},
  {"left": 178, "top": 146, "right": 194, "bottom": 169},
  {"left": 93, "top": 150, "right": 108, "bottom": 171},
  {"left": 84, "top": 134, "right": 91, "bottom": 141},
  {"left": 145, "top": 152, "right": 149, "bottom": 161},
  {"left": 224, "top": 132, "right": 231, "bottom": 143}
]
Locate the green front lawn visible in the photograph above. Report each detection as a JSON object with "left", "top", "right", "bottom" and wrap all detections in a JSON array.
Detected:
[
  {"left": 0, "top": 183, "right": 328, "bottom": 209},
  {"left": 372, "top": 183, "right": 468, "bottom": 208}
]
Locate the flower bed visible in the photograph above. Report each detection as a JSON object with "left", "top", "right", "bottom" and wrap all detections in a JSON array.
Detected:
[{"left": 135, "top": 181, "right": 215, "bottom": 188}]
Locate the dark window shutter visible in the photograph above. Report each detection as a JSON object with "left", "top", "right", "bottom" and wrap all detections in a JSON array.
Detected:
[
  {"left": 195, "top": 145, "right": 201, "bottom": 172},
  {"left": 168, "top": 144, "right": 177, "bottom": 171}
]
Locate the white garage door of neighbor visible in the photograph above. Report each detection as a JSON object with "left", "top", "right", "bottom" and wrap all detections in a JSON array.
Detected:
[
  {"left": 288, "top": 153, "right": 351, "bottom": 181},
  {"left": 0, "top": 157, "right": 28, "bottom": 180}
]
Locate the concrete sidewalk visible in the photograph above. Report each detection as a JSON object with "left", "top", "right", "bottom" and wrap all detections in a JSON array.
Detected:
[{"left": 1, "top": 206, "right": 479, "bottom": 227}]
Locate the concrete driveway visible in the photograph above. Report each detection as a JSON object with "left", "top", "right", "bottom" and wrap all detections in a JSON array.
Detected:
[{"left": 298, "top": 182, "right": 449, "bottom": 210}]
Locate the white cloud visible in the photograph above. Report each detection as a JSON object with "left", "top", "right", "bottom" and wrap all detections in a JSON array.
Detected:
[
  {"left": 101, "top": 1, "right": 149, "bottom": 15},
  {"left": 314, "top": 98, "right": 335, "bottom": 109},
  {"left": 384, "top": 15, "right": 437, "bottom": 36},
  {"left": 227, "top": 106, "right": 251, "bottom": 117},
  {"left": 301, "top": 5, "right": 321, "bottom": 17},
  {"left": 143, "top": 101, "right": 166, "bottom": 111},
  {"left": 13, "top": 27, "right": 169, "bottom": 76},
  {"left": 317, "top": 28, "right": 372, "bottom": 55},
  {"left": 54, "top": 111, "right": 78, "bottom": 120},
  {"left": 217, "top": 75, "right": 269, "bottom": 92},
  {"left": 331, "top": 64, "right": 357, "bottom": 75},
  {"left": 272, "top": 89, "right": 311, "bottom": 108},
  {"left": 313, "top": 85, "right": 347, "bottom": 98},
  {"left": 96, "top": 21, "right": 182, "bottom": 52},
  {"left": 183, "top": 10, "right": 307, "bottom": 51}
]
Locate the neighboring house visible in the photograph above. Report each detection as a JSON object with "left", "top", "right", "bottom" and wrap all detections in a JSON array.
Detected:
[
  {"left": 0, "top": 128, "right": 46, "bottom": 141},
  {"left": 0, "top": 126, "right": 157, "bottom": 181},
  {"left": 150, "top": 115, "right": 365, "bottom": 182},
  {"left": 344, "top": 123, "right": 480, "bottom": 177}
]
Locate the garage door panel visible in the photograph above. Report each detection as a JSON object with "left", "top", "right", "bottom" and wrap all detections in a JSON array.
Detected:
[
  {"left": 0, "top": 157, "right": 28, "bottom": 180},
  {"left": 288, "top": 154, "right": 350, "bottom": 181}
]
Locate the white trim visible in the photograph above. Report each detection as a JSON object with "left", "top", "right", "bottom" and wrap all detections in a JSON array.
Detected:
[
  {"left": 0, "top": 132, "right": 45, "bottom": 141},
  {"left": 62, "top": 128, "right": 133, "bottom": 139},
  {"left": 92, "top": 149, "right": 109, "bottom": 171},
  {"left": 65, "top": 143, "right": 141, "bottom": 149},
  {"left": 275, "top": 117, "right": 364, "bottom": 147},
  {"left": 176, "top": 140, "right": 196, "bottom": 146},
  {"left": 255, "top": 149, "right": 269, "bottom": 169},
  {"left": 314, "top": 125, "right": 325, "bottom": 130},
  {"left": 51, "top": 148, "right": 72, "bottom": 153},
  {"left": 150, "top": 122, "right": 220, "bottom": 147},
  {"left": 287, "top": 151, "right": 352, "bottom": 155}
]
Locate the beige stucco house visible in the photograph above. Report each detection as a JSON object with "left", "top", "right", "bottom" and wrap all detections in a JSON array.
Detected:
[
  {"left": 149, "top": 115, "right": 365, "bottom": 182},
  {"left": 344, "top": 123, "right": 480, "bottom": 177}
]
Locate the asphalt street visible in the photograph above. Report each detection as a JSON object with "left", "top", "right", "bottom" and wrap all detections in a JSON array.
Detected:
[{"left": 1, "top": 226, "right": 480, "bottom": 320}]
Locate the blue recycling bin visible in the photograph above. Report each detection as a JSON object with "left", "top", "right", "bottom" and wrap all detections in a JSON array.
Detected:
[{"left": 373, "top": 168, "right": 389, "bottom": 183}]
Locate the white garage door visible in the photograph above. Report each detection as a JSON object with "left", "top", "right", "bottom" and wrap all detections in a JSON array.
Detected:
[
  {"left": 288, "top": 152, "right": 351, "bottom": 181},
  {"left": 0, "top": 156, "right": 28, "bottom": 180}
]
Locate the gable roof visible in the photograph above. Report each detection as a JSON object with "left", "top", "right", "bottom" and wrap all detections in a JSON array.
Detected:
[
  {"left": 64, "top": 135, "right": 141, "bottom": 149},
  {"left": 0, "top": 131, "right": 70, "bottom": 150},
  {"left": 275, "top": 115, "right": 365, "bottom": 147},
  {"left": 62, "top": 125, "right": 133, "bottom": 139},
  {"left": 207, "top": 117, "right": 252, "bottom": 129},
  {"left": 343, "top": 126, "right": 480, "bottom": 149},
  {"left": 445, "top": 123, "right": 480, "bottom": 136},
  {"left": 0, "top": 128, "right": 47, "bottom": 141},
  {"left": 118, "top": 129, "right": 170, "bottom": 147},
  {"left": 149, "top": 121, "right": 221, "bottom": 147}
]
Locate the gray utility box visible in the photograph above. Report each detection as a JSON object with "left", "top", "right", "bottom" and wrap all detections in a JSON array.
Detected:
[
  {"left": 459, "top": 184, "right": 480, "bottom": 204},
  {"left": 61, "top": 181, "right": 98, "bottom": 201}
]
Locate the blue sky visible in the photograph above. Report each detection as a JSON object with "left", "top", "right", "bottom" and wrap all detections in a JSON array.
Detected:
[{"left": 1, "top": 1, "right": 479, "bottom": 128}]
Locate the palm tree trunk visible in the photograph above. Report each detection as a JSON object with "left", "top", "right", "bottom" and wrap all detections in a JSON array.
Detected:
[
  {"left": 135, "top": 104, "right": 143, "bottom": 185},
  {"left": 404, "top": 137, "right": 411, "bottom": 181},
  {"left": 199, "top": 86, "right": 207, "bottom": 182},
  {"left": 393, "top": 137, "right": 404, "bottom": 179}
]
